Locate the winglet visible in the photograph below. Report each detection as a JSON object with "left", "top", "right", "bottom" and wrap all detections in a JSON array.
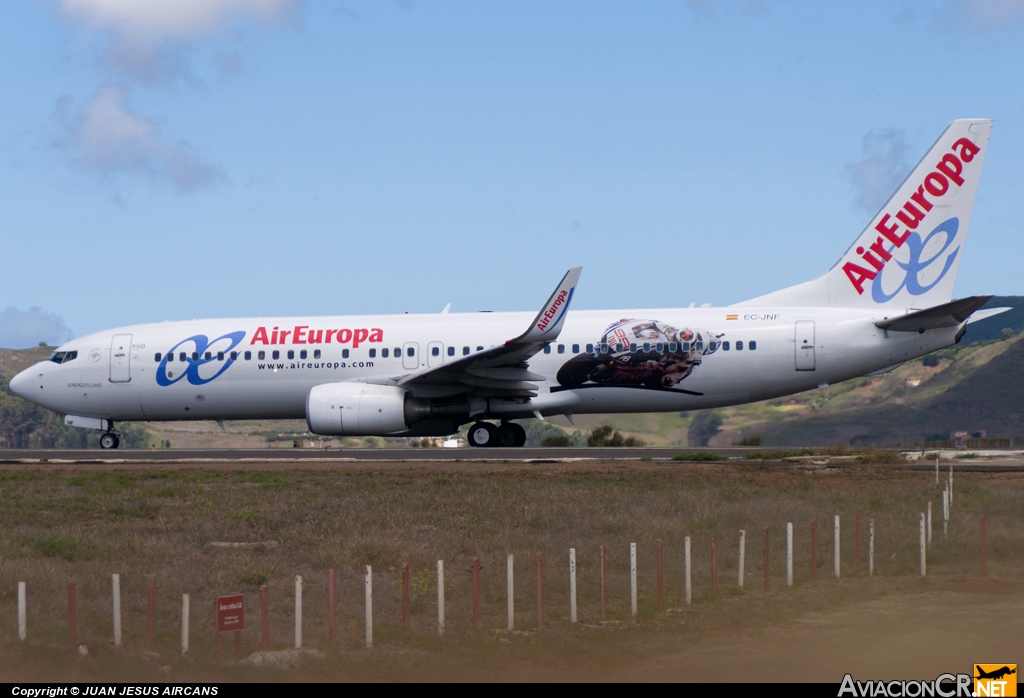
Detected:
[{"left": 517, "top": 267, "right": 582, "bottom": 343}]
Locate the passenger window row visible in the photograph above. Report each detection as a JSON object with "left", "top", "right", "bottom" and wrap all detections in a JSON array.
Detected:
[{"left": 155, "top": 349, "right": 328, "bottom": 362}]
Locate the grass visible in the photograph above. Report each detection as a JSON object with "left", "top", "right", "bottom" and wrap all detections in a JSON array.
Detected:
[
  {"left": 672, "top": 452, "right": 726, "bottom": 461},
  {"left": 0, "top": 463, "right": 1021, "bottom": 681}
]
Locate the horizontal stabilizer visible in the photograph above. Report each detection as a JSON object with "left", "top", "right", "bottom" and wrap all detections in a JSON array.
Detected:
[
  {"left": 965, "top": 307, "right": 1011, "bottom": 324},
  {"left": 874, "top": 295, "right": 991, "bottom": 332}
]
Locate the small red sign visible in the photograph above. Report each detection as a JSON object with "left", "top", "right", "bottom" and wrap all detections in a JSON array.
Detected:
[{"left": 217, "top": 594, "right": 244, "bottom": 633}]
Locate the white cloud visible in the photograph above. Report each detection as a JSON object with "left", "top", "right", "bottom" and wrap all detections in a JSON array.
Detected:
[
  {"left": 58, "top": 0, "right": 301, "bottom": 81},
  {"left": 58, "top": 83, "right": 226, "bottom": 192},
  {"left": 845, "top": 129, "right": 911, "bottom": 215},
  {"left": 0, "top": 307, "right": 72, "bottom": 350}
]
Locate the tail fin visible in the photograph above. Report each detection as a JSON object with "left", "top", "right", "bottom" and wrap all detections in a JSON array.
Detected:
[{"left": 742, "top": 119, "right": 992, "bottom": 309}]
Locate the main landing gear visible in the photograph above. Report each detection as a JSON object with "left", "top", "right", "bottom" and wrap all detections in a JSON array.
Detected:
[
  {"left": 99, "top": 424, "right": 121, "bottom": 450},
  {"left": 468, "top": 421, "right": 527, "bottom": 448}
]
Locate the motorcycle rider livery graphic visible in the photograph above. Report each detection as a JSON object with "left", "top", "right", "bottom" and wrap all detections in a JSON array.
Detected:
[{"left": 555, "top": 319, "right": 722, "bottom": 390}]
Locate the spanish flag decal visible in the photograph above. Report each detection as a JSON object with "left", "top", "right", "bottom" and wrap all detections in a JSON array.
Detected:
[{"left": 726, "top": 314, "right": 738, "bottom": 321}]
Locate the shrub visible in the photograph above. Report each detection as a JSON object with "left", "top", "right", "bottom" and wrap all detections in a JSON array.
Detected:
[
  {"left": 588, "top": 425, "right": 645, "bottom": 447},
  {"left": 672, "top": 452, "right": 726, "bottom": 461},
  {"left": 687, "top": 410, "right": 722, "bottom": 447},
  {"left": 735, "top": 434, "right": 762, "bottom": 446}
]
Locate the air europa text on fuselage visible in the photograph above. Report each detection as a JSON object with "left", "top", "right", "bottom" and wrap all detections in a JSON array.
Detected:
[
  {"left": 537, "top": 290, "right": 569, "bottom": 332},
  {"left": 250, "top": 325, "right": 384, "bottom": 348},
  {"left": 843, "top": 136, "right": 981, "bottom": 295}
]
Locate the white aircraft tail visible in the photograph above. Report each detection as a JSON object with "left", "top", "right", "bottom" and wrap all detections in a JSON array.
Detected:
[{"left": 742, "top": 119, "right": 992, "bottom": 309}]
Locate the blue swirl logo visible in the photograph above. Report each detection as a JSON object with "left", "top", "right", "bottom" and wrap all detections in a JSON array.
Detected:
[
  {"left": 871, "top": 218, "right": 960, "bottom": 304},
  {"left": 156, "top": 331, "right": 246, "bottom": 386}
]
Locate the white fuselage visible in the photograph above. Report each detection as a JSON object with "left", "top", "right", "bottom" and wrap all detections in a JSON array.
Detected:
[{"left": 11, "top": 306, "right": 957, "bottom": 426}]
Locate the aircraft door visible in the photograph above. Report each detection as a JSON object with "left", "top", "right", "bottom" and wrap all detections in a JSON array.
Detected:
[
  {"left": 427, "top": 341, "right": 444, "bottom": 367},
  {"left": 403, "top": 342, "right": 419, "bottom": 370},
  {"left": 109, "top": 334, "right": 133, "bottom": 383},
  {"left": 794, "top": 321, "right": 816, "bottom": 371}
]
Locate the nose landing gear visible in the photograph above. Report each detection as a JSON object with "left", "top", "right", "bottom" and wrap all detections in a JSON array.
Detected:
[{"left": 99, "top": 426, "right": 121, "bottom": 450}]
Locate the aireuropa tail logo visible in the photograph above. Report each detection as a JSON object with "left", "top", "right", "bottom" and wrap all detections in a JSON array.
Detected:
[
  {"left": 156, "top": 331, "right": 246, "bottom": 386},
  {"left": 839, "top": 673, "right": 973, "bottom": 697},
  {"left": 870, "top": 217, "right": 961, "bottom": 304},
  {"left": 975, "top": 664, "right": 1017, "bottom": 697}
]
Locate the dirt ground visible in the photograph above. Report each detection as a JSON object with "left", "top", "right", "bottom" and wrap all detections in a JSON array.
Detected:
[{"left": 0, "top": 459, "right": 1019, "bottom": 682}]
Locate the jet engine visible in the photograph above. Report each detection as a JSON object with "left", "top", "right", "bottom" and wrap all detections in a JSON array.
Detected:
[{"left": 306, "top": 382, "right": 412, "bottom": 436}]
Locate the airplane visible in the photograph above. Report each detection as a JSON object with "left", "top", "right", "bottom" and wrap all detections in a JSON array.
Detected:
[{"left": 8, "top": 118, "right": 1010, "bottom": 449}]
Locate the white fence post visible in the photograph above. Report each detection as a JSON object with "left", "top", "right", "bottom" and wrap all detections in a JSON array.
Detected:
[
  {"left": 294, "top": 575, "right": 303, "bottom": 649},
  {"left": 738, "top": 530, "right": 746, "bottom": 588},
  {"left": 629, "top": 542, "right": 637, "bottom": 617},
  {"left": 507, "top": 554, "right": 515, "bottom": 631},
  {"left": 935, "top": 457, "right": 939, "bottom": 485},
  {"left": 112, "top": 574, "right": 122, "bottom": 647},
  {"left": 927, "top": 501, "right": 933, "bottom": 548},
  {"left": 437, "top": 560, "right": 445, "bottom": 637},
  {"left": 17, "top": 582, "right": 26, "bottom": 641},
  {"left": 919, "top": 514, "right": 927, "bottom": 577},
  {"left": 365, "top": 566, "right": 373, "bottom": 648},
  {"left": 948, "top": 464, "right": 953, "bottom": 505},
  {"left": 684, "top": 537, "right": 692, "bottom": 606},
  {"left": 181, "top": 593, "right": 190, "bottom": 657},
  {"left": 786, "top": 522, "right": 794, "bottom": 587},
  {"left": 834, "top": 516, "right": 841, "bottom": 578},
  {"left": 869, "top": 519, "right": 875, "bottom": 576},
  {"left": 568, "top": 548, "right": 577, "bottom": 624},
  {"left": 942, "top": 488, "right": 949, "bottom": 539}
]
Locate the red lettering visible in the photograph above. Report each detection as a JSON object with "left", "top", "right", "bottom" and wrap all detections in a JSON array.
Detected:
[
  {"left": 896, "top": 201, "right": 926, "bottom": 230},
  {"left": 307, "top": 329, "right": 323, "bottom": 344},
  {"left": 353, "top": 328, "right": 369, "bottom": 348},
  {"left": 337, "top": 329, "right": 353, "bottom": 344},
  {"left": 369, "top": 328, "right": 383, "bottom": 343},
  {"left": 270, "top": 327, "right": 279, "bottom": 344},
  {"left": 875, "top": 214, "right": 910, "bottom": 247},
  {"left": 857, "top": 246, "right": 885, "bottom": 271},
  {"left": 843, "top": 262, "right": 877, "bottom": 295},
  {"left": 868, "top": 237, "right": 893, "bottom": 262},
  {"left": 924, "top": 171, "right": 949, "bottom": 197},
  {"left": 293, "top": 326, "right": 308, "bottom": 344},
  {"left": 935, "top": 154, "right": 964, "bottom": 187},
  {"left": 952, "top": 137, "right": 979, "bottom": 163},
  {"left": 324, "top": 329, "right": 337, "bottom": 343},
  {"left": 910, "top": 186, "right": 933, "bottom": 213},
  {"left": 279, "top": 329, "right": 291, "bottom": 344},
  {"left": 250, "top": 326, "right": 269, "bottom": 345}
]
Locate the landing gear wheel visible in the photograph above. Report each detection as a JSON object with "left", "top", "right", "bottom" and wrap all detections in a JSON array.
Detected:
[
  {"left": 498, "top": 423, "right": 527, "bottom": 447},
  {"left": 99, "top": 433, "right": 120, "bottom": 450},
  {"left": 468, "top": 422, "right": 499, "bottom": 448}
]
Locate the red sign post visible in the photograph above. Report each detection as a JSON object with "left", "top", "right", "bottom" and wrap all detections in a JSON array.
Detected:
[{"left": 216, "top": 594, "right": 244, "bottom": 659}]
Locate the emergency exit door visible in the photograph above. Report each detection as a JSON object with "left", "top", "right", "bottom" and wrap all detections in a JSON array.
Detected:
[
  {"left": 109, "top": 334, "right": 133, "bottom": 383},
  {"left": 794, "top": 321, "right": 816, "bottom": 371}
]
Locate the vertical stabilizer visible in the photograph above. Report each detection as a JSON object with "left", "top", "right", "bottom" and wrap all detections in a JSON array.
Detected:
[{"left": 741, "top": 119, "right": 992, "bottom": 309}]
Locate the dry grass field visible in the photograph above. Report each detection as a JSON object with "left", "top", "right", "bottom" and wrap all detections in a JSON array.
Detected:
[{"left": 0, "top": 459, "right": 1021, "bottom": 682}]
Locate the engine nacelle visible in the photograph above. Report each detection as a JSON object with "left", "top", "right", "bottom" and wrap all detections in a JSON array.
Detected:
[{"left": 306, "top": 382, "right": 410, "bottom": 436}]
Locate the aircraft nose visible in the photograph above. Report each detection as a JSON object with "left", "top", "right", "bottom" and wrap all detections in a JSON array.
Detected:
[{"left": 8, "top": 367, "right": 35, "bottom": 400}]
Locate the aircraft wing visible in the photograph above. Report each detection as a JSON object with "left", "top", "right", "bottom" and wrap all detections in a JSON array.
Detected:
[
  {"left": 394, "top": 267, "right": 582, "bottom": 398},
  {"left": 874, "top": 296, "right": 993, "bottom": 332}
]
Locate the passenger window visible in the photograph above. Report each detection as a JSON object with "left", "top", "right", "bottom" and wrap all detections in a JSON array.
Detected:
[
  {"left": 447, "top": 346, "right": 455, "bottom": 356},
  {"left": 258, "top": 351, "right": 265, "bottom": 360},
  {"left": 215, "top": 352, "right": 222, "bottom": 361},
  {"left": 394, "top": 347, "right": 401, "bottom": 358},
  {"left": 272, "top": 350, "right": 280, "bottom": 360},
  {"left": 669, "top": 342, "right": 677, "bottom": 352},
  {"left": 432, "top": 346, "right": 439, "bottom": 356},
  {"left": 601, "top": 343, "right": 609, "bottom": 353},
  {"left": 192, "top": 352, "right": 199, "bottom": 361},
  {"left": 750, "top": 340, "right": 757, "bottom": 350},
  {"left": 230, "top": 351, "right": 237, "bottom": 361},
  {"left": 244, "top": 351, "right": 251, "bottom": 360},
  {"left": 300, "top": 350, "right": 308, "bottom": 359},
  {"left": 572, "top": 344, "right": 580, "bottom": 353},
  {"left": 723, "top": 341, "right": 730, "bottom": 351},
  {"left": 180, "top": 352, "right": 187, "bottom": 362},
  {"left": 205, "top": 352, "right": 212, "bottom": 360},
  {"left": 407, "top": 347, "right": 415, "bottom": 357},
  {"left": 655, "top": 343, "right": 663, "bottom": 352},
  {"left": 154, "top": 353, "right": 162, "bottom": 362},
  {"left": 463, "top": 346, "right": 470, "bottom": 355},
  {"left": 736, "top": 341, "right": 744, "bottom": 351},
  {"left": 369, "top": 349, "right": 376, "bottom": 358},
  {"left": 557, "top": 344, "right": 565, "bottom": 354},
  {"left": 382, "top": 348, "right": 389, "bottom": 358},
  {"left": 586, "top": 343, "right": 594, "bottom": 353},
  {"left": 287, "top": 350, "right": 295, "bottom": 360},
  {"left": 476, "top": 346, "right": 483, "bottom": 352},
  {"left": 643, "top": 343, "right": 650, "bottom": 352},
  {"left": 314, "top": 350, "right": 321, "bottom": 359},
  {"left": 682, "top": 342, "right": 691, "bottom": 353},
  {"left": 544, "top": 345, "right": 551, "bottom": 354},
  {"left": 343, "top": 349, "right": 350, "bottom": 358},
  {"left": 694, "top": 341, "right": 704, "bottom": 352},
  {"left": 630, "top": 343, "right": 637, "bottom": 352},
  {"left": 167, "top": 352, "right": 174, "bottom": 362}
]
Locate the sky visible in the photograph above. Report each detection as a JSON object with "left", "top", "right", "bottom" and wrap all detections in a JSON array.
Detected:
[{"left": 2, "top": 0, "right": 1024, "bottom": 348}]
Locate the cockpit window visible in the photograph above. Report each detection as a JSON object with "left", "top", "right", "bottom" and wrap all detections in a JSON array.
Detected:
[{"left": 47, "top": 351, "right": 77, "bottom": 364}]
